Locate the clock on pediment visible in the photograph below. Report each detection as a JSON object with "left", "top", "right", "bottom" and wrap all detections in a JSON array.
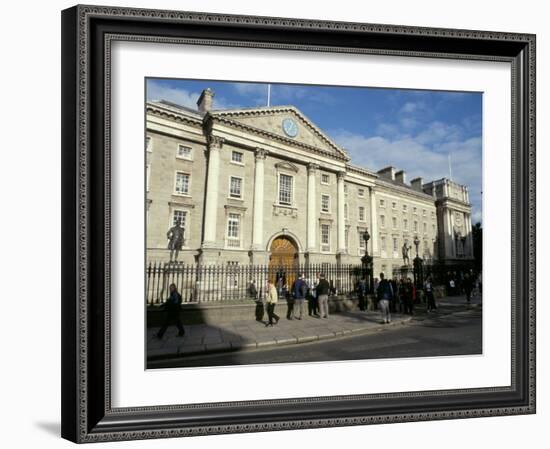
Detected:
[{"left": 282, "top": 118, "right": 298, "bottom": 138}]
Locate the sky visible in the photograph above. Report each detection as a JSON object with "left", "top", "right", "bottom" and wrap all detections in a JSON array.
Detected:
[{"left": 146, "top": 78, "right": 483, "bottom": 224}]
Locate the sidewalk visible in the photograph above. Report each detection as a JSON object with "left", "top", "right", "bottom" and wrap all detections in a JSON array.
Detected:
[
  {"left": 147, "top": 293, "right": 482, "bottom": 361},
  {"left": 147, "top": 309, "right": 412, "bottom": 360}
]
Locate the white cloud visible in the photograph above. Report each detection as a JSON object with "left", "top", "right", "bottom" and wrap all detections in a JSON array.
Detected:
[
  {"left": 399, "top": 101, "right": 425, "bottom": 114},
  {"left": 147, "top": 81, "right": 239, "bottom": 110},
  {"left": 332, "top": 124, "right": 482, "bottom": 222},
  {"left": 146, "top": 82, "right": 200, "bottom": 109}
]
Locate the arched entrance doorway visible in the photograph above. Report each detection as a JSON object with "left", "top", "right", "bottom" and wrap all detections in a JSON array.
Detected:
[{"left": 269, "top": 235, "right": 299, "bottom": 288}]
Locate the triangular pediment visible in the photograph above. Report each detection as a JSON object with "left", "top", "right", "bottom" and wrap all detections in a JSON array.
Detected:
[{"left": 210, "top": 106, "right": 349, "bottom": 160}]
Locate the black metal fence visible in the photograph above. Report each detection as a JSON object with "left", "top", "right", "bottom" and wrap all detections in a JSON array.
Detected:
[{"left": 146, "top": 262, "right": 366, "bottom": 304}]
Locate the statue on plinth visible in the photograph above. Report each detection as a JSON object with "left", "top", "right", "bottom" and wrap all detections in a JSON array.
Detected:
[
  {"left": 167, "top": 219, "right": 185, "bottom": 262},
  {"left": 402, "top": 242, "right": 411, "bottom": 266}
]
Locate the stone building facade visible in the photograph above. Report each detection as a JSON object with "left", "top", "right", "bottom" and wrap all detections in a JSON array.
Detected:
[{"left": 146, "top": 88, "right": 474, "bottom": 277}]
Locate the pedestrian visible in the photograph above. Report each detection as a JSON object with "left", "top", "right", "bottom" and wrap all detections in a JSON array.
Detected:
[
  {"left": 390, "top": 277, "right": 399, "bottom": 313},
  {"left": 357, "top": 278, "right": 367, "bottom": 311},
  {"left": 265, "top": 279, "right": 280, "bottom": 327},
  {"left": 398, "top": 278, "right": 407, "bottom": 314},
  {"left": 307, "top": 274, "right": 319, "bottom": 316},
  {"left": 155, "top": 283, "right": 185, "bottom": 339},
  {"left": 292, "top": 274, "right": 307, "bottom": 320},
  {"left": 463, "top": 273, "right": 474, "bottom": 304},
  {"left": 404, "top": 277, "right": 415, "bottom": 315},
  {"left": 316, "top": 273, "right": 331, "bottom": 319},
  {"left": 373, "top": 277, "right": 379, "bottom": 293},
  {"left": 247, "top": 279, "right": 258, "bottom": 300},
  {"left": 425, "top": 276, "right": 437, "bottom": 312},
  {"left": 376, "top": 272, "right": 394, "bottom": 324}
]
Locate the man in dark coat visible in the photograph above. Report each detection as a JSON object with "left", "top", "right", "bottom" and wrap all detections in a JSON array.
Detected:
[{"left": 156, "top": 283, "right": 185, "bottom": 339}]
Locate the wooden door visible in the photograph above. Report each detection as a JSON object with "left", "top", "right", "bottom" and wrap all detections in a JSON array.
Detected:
[{"left": 269, "top": 236, "right": 298, "bottom": 288}]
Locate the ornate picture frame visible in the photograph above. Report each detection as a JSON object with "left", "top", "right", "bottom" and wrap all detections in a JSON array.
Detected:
[{"left": 61, "top": 4, "right": 536, "bottom": 443}]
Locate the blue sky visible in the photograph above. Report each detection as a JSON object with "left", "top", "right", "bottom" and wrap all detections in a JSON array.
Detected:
[{"left": 147, "top": 79, "right": 483, "bottom": 224}]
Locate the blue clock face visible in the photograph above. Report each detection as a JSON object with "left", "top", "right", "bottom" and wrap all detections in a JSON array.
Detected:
[{"left": 282, "top": 118, "right": 298, "bottom": 138}]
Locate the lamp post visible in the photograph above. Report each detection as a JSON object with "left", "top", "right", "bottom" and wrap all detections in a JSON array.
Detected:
[
  {"left": 361, "top": 230, "right": 374, "bottom": 294},
  {"left": 413, "top": 235, "right": 424, "bottom": 290}
]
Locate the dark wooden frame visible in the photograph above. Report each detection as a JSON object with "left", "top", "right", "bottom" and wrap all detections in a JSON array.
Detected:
[{"left": 61, "top": 4, "right": 536, "bottom": 443}]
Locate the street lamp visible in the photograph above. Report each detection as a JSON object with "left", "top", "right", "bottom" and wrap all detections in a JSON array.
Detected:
[{"left": 361, "top": 230, "right": 374, "bottom": 294}]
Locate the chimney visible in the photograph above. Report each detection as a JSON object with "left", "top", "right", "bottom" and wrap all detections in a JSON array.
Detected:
[
  {"left": 395, "top": 170, "right": 406, "bottom": 184},
  {"left": 411, "top": 177, "right": 423, "bottom": 191},
  {"left": 377, "top": 166, "right": 396, "bottom": 181},
  {"left": 197, "top": 88, "right": 215, "bottom": 113}
]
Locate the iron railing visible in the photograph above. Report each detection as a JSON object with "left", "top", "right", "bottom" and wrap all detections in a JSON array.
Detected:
[{"left": 146, "top": 262, "right": 366, "bottom": 304}]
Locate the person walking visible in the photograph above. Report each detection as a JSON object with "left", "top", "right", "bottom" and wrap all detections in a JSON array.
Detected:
[
  {"left": 265, "top": 279, "right": 280, "bottom": 327},
  {"left": 357, "top": 278, "right": 367, "bottom": 311},
  {"left": 155, "top": 283, "right": 185, "bottom": 339},
  {"left": 376, "top": 272, "right": 394, "bottom": 324},
  {"left": 404, "top": 277, "right": 415, "bottom": 315},
  {"left": 292, "top": 274, "right": 307, "bottom": 320},
  {"left": 425, "top": 276, "right": 437, "bottom": 312},
  {"left": 463, "top": 273, "right": 474, "bottom": 304},
  {"left": 316, "top": 273, "right": 331, "bottom": 319},
  {"left": 307, "top": 274, "right": 319, "bottom": 317}
]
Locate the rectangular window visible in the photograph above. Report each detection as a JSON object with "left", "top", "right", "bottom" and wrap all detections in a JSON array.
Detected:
[
  {"left": 172, "top": 210, "right": 187, "bottom": 227},
  {"left": 321, "top": 173, "right": 330, "bottom": 185},
  {"left": 174, "top": 172, "right": 190, "bottom": 195},
  {"left": 380, "top": 236, "right": 386, "bottom": 250},
  {"left": 392, "top": 217, "right": 397, "bottom": 229},
  {"left": 320, "top": 224, "right": 330, "bottom": 252},
  {"left": 403, "top": 204, "right": 408, "bottom": 212},
  {"left": 423, "top": 209, "right": 427, "bottom": 217},
  {"left": 392, "top": 201, "right": 397, "bottom": 210},
  {"left": 432, "top": 224, "right": 436, "bottom": 233},
  {"left": 321, "top": 194, "right": 330, "bottom": 213},
  {"left": 414, "top": 220, "right": 418, "bottom": 232},
  {"left": 359, "top": 231, "right": 366, "bottom": 248},
  {"left": 344, "top": 184, "right": 348, "bottom": 195},
  {"left": 231, "top": 151, "right": 243, "bottom": 164},
  {"left": 423, "top": 222, "right": 427, "bottom": 233},
  {"left": 146, "top": 136, "right": 152, "bottom": 152},
  {"left": 403, "top": 218, "right": 408, "bottom": 230},
  {"left": 413, "top": 207, "right": 418, "bottom": 214},
  {"left": 345, "top": 228, "right": 349, "bottom": 249},
  {"left": 380, "top": 215, "right": 386, "bottom": 228},
  {"left": 226, "top": 213, "right": 241, "bottom": 247},
  {"left": 344, "top": 203, "right": 348, "bottom": 219},
  {"left": 393, "top": 238, "right": 398, "bottom": 252},
  {"left": 177, "top": 144, "right": 192, "bottom": 159},
  {"left": 278, "top": 174, "right": 293, "bottom": 206},
  {"left": 358, "top": 206, "right": 365, "bottom": 222},
  {"left": 229, "top": 176, "right": 243, "bottom": 199},
  {"left": 379, "top": 199, "right": 386, "bottom": 208},
  {"left": 358, "top": 188, "right": 365, "bottom": 197}
]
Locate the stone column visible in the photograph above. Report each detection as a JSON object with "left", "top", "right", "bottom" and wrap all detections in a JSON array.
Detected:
[
  {"left": 306, "top": 163, "right": 318, "bottom": 253},
  {"left": 466, "top": 213, "right": 474, "bottom": 258},
  {"left": 201, "top": 136, "right": 223, "bottom": 251},
  {"left": 250, "top": 148, "right": 270, "bottom": 265},
  {"left": 252, "top": 148, "right": 267, "bottom": 249},
  {"left": 337, "top": 171, "right": 346, "bottom": 255},
  {"left": 369, "top": 186, "right": 378, "bottom": 255},
  {"left": 444, "top": 208, "right": 453, "bottom": 259}
]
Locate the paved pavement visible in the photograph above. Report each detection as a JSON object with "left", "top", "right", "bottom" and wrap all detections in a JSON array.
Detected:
[{"left": 147, "top": 293, "right": 481, "bottom": 363}]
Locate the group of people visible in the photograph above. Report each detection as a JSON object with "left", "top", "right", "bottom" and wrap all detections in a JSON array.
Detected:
[
  {"left": 445, "top": 271, "right": 480, "bottom": 303},
  {"left": 262, "top": 273, "right": 332, "bottom": 327},
  {"left": 375, "top": 273, "right": 437, "bottom": 324}
]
